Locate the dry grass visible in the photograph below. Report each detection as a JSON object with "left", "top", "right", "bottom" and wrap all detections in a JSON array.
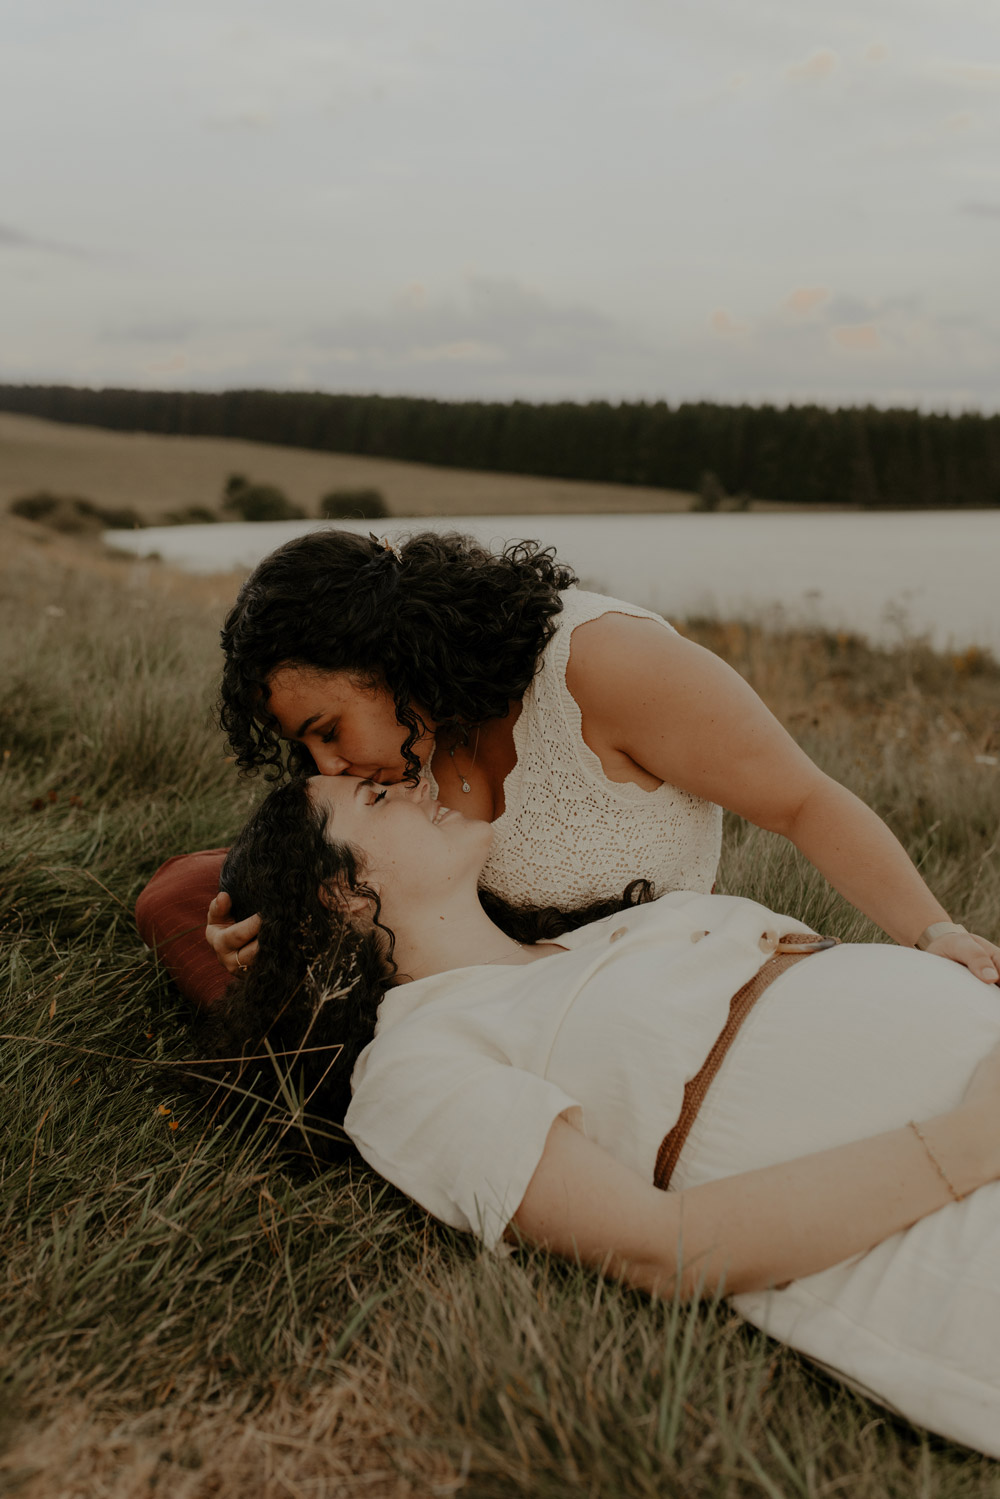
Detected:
[
  {"left": 0, "top": 510, "right": 246, "bottom": 614},
  {"left": 1, "top": 1382, "right": 419, "bottom": 1499},
  {"left": 3, "top": 526, "right": 1000, "bottom": 1496}
]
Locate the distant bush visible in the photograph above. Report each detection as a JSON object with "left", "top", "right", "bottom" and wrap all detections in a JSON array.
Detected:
[
  {"left": 10, "top": 492, "right": 84, "bottom": 526},
  {"left": 158, "top": 506, "right": 219, "bottom": 526},
  {"left": 97, "top": 505, "right": 147, "bottom": 529},
  {"left": 319, "top": 487, "right": 389, "bottom": 520},
  {"left": 221, "top": 473, "right": 306, "bottom": 522},
  {"left": 9, "top": 492, "right": 145, "bottom": 532},
  {"left": 691, "top": 470, "right": 726, "bottom": 513},
  {"left": 223, "top": 474, "right": 250, "bottom": 505}
]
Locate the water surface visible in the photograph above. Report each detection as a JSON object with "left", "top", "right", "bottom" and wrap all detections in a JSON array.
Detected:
[{"left": 107, "top": 511, "right": 1000, "bottom": 654}]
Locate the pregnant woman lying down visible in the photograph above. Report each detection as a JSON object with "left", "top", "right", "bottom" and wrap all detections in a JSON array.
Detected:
[{"left": 200, "top": 772, "right": 1000, "bottom": 1459}]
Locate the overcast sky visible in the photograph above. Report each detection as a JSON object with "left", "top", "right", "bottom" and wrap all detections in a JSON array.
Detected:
[{"left": 3, "top": 0, "right": 999, "bottom": 410}]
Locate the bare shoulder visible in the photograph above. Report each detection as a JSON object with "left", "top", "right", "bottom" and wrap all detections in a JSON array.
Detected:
[
  {"left": 565, "top": 610, "right": 714, "bottom": 714},
  {"left": 564, "top": 607, "right": 821, "bottom": 810}
]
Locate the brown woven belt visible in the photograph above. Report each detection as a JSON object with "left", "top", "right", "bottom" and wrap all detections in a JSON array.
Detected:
[{"left": 653, "top": 933, "right": 839, "bottom": 1192}]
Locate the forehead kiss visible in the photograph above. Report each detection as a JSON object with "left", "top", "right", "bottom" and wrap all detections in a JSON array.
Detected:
[{"left": 306, "top": 773, "right": 465, "bottom": 833}]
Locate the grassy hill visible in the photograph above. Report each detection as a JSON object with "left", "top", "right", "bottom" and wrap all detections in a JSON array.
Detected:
[{"left": 0, "top": 411, "right": 701, "bottom": 522}]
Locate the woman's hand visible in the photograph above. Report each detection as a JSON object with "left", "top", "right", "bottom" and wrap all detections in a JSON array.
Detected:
[
  {"left": 924, "top": 930, "right": 1000, "bottom": 986},
  {"left": 206, "top": 889, "right": 262, "bottom": 976},
  {"left": 515, "top": 1063, "right": 1000, "bottom": 1301}
]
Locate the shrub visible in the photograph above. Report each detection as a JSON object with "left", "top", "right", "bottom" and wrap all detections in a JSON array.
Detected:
[
  {"left": 692, "top": 470, "right": 726, "bottom": 513},
  {"left": 158, "top": 506, "right": 219, "bottom": 526},
  {"left": 10, "top": 492, "right": 65, "bottom": 523},
  {"left": 319, "top": 487, "right": 389, "bottom": 520},
  {"left": 97, "top": 505, "right": 147, "bottom": 529},
  {"left": 9, "top": 492, "right": 145, "bottom": 531},
  {"left": 221, "top": 474, "right": 305, "bottom": 522}
]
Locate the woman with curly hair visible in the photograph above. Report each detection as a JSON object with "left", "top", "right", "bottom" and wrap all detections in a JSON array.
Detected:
[
  {"left": 200, "top": 771, "right": 1000, "bottom": 1458},
  {"left": 136, "top": 528, "right": 999, "bottom": 1004}
]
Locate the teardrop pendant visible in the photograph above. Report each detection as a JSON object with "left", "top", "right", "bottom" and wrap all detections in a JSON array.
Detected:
[{"left": 448, "top": 740, "right": 472, "bottom": 793}]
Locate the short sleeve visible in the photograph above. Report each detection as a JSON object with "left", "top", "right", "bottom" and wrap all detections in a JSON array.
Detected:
[{"left": 344, "top": 1031, "right": 581, "bottom": 1250}]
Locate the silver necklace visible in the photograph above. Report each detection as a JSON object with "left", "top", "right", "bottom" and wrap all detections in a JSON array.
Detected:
[{"left": 448, "top": 727, "right": 480, "bottom": 794}]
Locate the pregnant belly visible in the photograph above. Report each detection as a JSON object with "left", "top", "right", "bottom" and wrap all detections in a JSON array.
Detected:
[{"left": 673, "top": 943, "right": 1000, "bottom": 1192}]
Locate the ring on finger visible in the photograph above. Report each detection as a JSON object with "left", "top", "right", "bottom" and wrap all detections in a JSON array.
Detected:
[{"left": 235, "top": 946, "right": 248, "bottom": 972}]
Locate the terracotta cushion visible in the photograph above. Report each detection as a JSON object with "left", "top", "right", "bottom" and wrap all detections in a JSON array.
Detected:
[{"left": 135, "top": 848, "right": 231, "bottom": 1007}]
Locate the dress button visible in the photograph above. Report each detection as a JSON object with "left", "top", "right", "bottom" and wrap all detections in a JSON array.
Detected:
[
  {"left": 758, "top": 929, "right": 778, "bottom": 954},
  {"left": 609, "top": 926, "right": 628, "bottom": 943}
]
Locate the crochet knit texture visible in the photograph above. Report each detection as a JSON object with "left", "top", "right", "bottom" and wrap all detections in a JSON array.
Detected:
[{"left": 431, "top": 589, "right": 723, "bottom": 910}]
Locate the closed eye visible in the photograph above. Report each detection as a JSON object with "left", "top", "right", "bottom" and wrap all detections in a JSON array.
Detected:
[
  {"left": 369, "top": 787, "right": 388, "bottom": 805},
  {"left": 320, "top": 724, "right": 339, "bottom": 744}
]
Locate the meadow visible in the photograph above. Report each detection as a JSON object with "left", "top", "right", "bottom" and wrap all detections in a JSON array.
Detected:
[{"left": 3, "top": 516, "right": 1000, "bottom": 1497}]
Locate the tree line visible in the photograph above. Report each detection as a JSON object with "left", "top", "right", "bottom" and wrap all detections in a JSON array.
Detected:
[{"left": 2, "top": 383, "right": 998, "bottom": 508}]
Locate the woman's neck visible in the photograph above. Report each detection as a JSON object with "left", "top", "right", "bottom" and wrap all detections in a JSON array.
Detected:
[
  {"left": 382, "top": 888, "right": 553, "bottom": 981},
  {"left": 430, "top": 705, "right": 522, "bottom": 824}
]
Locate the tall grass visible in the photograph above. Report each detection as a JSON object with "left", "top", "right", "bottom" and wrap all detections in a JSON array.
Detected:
[{"left": 3, "top": 537, "right": 1000, "bottom": 1496}]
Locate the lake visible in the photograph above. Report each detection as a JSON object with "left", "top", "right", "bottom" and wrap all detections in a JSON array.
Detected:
[{"left": 107, "top": 510, "right": 1000, "bottom": 654}]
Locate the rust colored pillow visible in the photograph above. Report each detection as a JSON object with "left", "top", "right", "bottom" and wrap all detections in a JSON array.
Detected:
[{"left": 135, "top": 848, "right": 231, "bottom": 1007}]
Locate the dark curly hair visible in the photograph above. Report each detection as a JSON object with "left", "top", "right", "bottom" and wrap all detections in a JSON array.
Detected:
[
  {"left": 218, "top": 529, "right": 577, "bottom": 781},
  {"left": 195, "top": 779, "right": 394, "bottom": 1151},
  {"left": 195, "top": 778, "right": 655, "bottom": 1158}
]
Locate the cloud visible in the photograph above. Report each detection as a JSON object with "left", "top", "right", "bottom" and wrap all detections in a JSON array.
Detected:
[
  {"left": 710, "top": 308, "right": 749, "bottom": 336},
  {"left": 667, "top": 287, "right": 1000, "bottom": 412},
  {"left": 784, "top": 287, "right": 829, "bottom": 319},
  {"left": 831, "top": 323, "right": 882, "bottom": 352},
  {"left": 786, "top": 49, "right": 838, "bottom": 82},
  {"left": 144, "top": 354, "right": 189, "bottom": 375},
  {"left": 186, "top": 21, "right": 420, "bottom": 126},
  {"left": 947, "top": 64, "right": 1000, "bottom": 86},
  {"left": 111, "top": 318, "right": 203, "bottom": 343},
  {"left": 303, "top": 276, "right": 651, "bottom": 393},
  {"left": 826, "top": 294, "right": 877, "bottom": 323},
  {"left": 408, "top": 340, "right": 504, "bottom": 365},
  {"left": 0, "top": 223, "right": 93, "bottom": 258},
  {"left": 962, "top": 200, "right": 1000, "bottom": 218},
  {"left": 202, "top": 110, "right": 275, "bottom": 130}
]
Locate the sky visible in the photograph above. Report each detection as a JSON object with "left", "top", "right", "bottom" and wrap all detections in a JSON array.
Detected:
[{"left": 2, "top": 0, "right": 999, "bottom": 411}]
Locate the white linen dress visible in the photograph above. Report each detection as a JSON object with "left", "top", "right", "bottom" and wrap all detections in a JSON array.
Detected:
[
  {"left": 345, "top": 890, "right": 1000, "bottom": 1459},
  {"left": 425, "top": 587, "right": 723, "bottom": 907}
]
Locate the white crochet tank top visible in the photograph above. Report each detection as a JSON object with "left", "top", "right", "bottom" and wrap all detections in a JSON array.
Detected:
[{"left": 434, "top": 588, "right": 723, "bottom": 910}]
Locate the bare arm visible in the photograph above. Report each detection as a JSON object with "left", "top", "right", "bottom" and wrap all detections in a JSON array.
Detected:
[
  {"left": 566, "top": 615, "right": 1000, "bottom": 983},
  {"left": 511, "top": 1056, "right": 1000, "bottom": 1299}
]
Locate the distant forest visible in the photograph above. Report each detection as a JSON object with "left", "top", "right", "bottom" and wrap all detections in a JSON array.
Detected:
[{"left": 2, "top": 383, "right": 999, "bottom": 508}]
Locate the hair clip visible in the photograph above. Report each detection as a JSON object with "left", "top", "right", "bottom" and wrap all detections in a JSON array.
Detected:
[{"left": 369, "top": 533, "right": 403, "bottom": 563}]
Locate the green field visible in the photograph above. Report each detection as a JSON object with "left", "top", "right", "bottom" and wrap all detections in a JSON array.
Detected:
[{"left": 3, "top": 525, "right": 1000, "bottom": 1496}]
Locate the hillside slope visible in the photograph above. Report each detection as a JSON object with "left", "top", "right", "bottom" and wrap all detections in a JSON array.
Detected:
[{"left": 0, "top": 412, "right": 697, "bottom": 521}]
